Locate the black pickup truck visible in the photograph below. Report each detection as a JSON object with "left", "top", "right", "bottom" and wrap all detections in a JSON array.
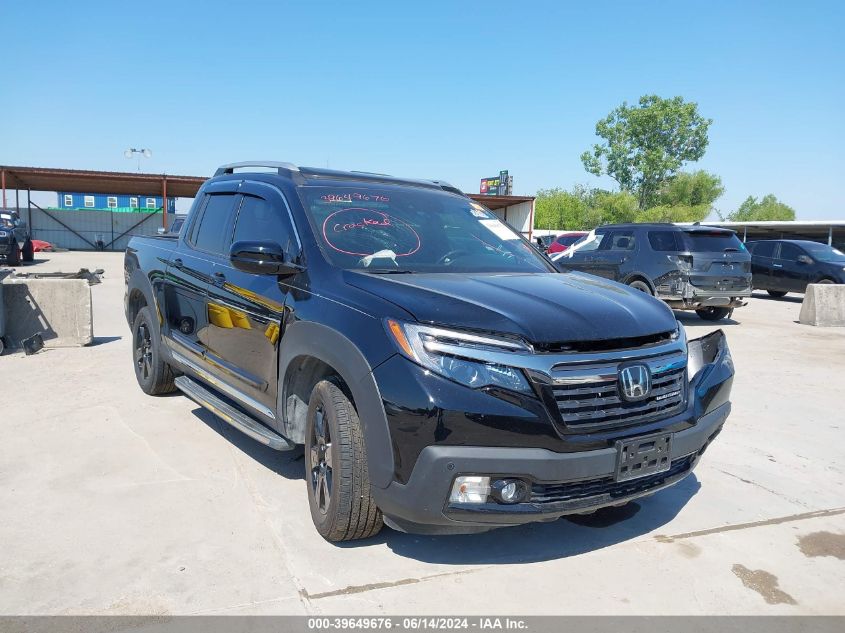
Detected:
[{"left": 125, "top": 162, "right": 734, "bottom": 541}]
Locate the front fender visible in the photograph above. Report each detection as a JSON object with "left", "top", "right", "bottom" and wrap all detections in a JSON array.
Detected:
[{"left": 277, "top": 320, "right": 395, "bottom": 489}]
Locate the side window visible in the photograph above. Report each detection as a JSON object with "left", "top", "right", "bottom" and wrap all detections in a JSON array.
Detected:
[
  {"left": 752, "top": 241, "right": 775, "bottom": 257},
  {"left": 191, "top": 193, "right": 237, "bottom": 254},
  {"left": 601, "top": 230, "right": 636, "bottom": 251},
  {"left": 576, "top": 233, "right": 603, "bottom": 253},
  {"left": 648, "top": 231, "right": 679, "bottom": 252},
  {"left": 778, "top": 243, "right": 803, "bottom": 261},
  {"left": 231, "top": 194, "right": 293, "bottom": 252}
]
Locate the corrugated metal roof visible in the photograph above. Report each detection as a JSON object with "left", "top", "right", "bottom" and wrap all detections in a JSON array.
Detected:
[{"left": 0, "top": 165, "right": 206, "bottom": 197}]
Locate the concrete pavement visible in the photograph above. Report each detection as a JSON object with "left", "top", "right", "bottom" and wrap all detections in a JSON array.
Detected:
[{"left": 1, "top": 251, "right": 843, "bottom": 615}]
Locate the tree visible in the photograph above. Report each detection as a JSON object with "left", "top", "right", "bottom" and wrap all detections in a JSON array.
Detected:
[
  {"left": 723, "top": 195, "right": 796, "bottom": 221},
  {"left": 637, "top": 170, "right": 724, "bottom": 223},
  {"left": 581, "top": 95, "right": 712, "bottom": 210},
  {"left": 534, "top": 187, "right": 590, "bottom": 230},
  {"left": 657, "top": 171, "right": 724, "bottom": 208}
]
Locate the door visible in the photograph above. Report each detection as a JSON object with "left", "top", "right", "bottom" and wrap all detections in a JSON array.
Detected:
[
  {"left": 590, "top": 230, "right": 637, "bottom": 280},
  {"left": 205, "top": 181, "right": 298, "bottom": 424},
  {"left": 557, "top": 231, "right": 605, "bottom": 274},
  {"left": 749, "top": 241, "right": 776, "bottom": 289},
  {"left": 774, "top": 242, "right": 812, "bottom": 292},
  {"left": 162, "top": 185, "right": 239, "bottom": 369}
]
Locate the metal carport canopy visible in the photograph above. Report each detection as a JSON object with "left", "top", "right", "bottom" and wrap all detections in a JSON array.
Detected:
[{"left": 1, "top": 165, "right": 208, "bottom": 229}]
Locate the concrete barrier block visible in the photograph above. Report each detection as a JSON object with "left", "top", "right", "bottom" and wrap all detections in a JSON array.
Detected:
[
  {"left": 1, "top": 278, "right": 93, "bottom": 347},
  {"left": 799, "top": 284, "right": 845, "bottom": 327}
]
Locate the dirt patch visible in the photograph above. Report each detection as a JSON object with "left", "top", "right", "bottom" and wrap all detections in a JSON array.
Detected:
[
  {"left": 798, "top": 531, "right": 845, "bottom": 560},
  {"left": 731, "top": 564, "right": 797, "bottom": 605},
  {"left": 676, "top": 541, "right": 702, "bottom": 559}
]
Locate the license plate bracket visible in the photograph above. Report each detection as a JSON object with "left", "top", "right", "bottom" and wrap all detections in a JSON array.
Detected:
[{"left": 615, "top": 433, "right": 672, "bottom": 482}]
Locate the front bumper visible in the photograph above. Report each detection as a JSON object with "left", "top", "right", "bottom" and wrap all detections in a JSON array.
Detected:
[
  {"left": 374, "top": 402, "right": 728, "bottom": 534},
  {"left": 372, "top": 329, "right": 734, "bottom": 535}
]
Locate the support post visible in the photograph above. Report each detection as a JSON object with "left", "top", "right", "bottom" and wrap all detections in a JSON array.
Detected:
[
  {"left": 743, "top": 226, "right": 747, "bottom": 242},
  {"left": 528, "top": 200, "right": 535, "bottom": 242},
  {"left": 162, "top": 177, "right": 168, "bottom": 229},
  {"left": 829, "top": 225, "right": 833, "bottom": 246},
  {"left": 1, "top": 169, "right": 6, "bottom": 209}
]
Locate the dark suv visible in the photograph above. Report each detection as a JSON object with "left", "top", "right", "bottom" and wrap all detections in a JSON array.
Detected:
[
  {"left": 0, "top": 210, "right": 34, "bottom": 266},
  {"left": 554, "top": 223, "right": 752, "bottom": 321},
  {"left": 747, "top": 239, "right": 845, "bottom": 297},
  {"left": 125, "top": 163, "right": 734, "bottom": 541}
]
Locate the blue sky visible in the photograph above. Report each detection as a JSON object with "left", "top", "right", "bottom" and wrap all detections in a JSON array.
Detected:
[{"left": 3, "top": 1, "right": 843, "bottom": 217}]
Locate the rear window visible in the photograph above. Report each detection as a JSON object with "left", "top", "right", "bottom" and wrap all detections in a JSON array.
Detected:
[
  {"left": 681, "top": 231, "right": 744, "bottom": 252},
  {"left": 648, "top": 231, "right": 681, "bottom": 252}
]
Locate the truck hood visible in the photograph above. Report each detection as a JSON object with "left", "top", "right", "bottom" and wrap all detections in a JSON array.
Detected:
[{"left": 344, "top": 271, "right": 677, "bottom": 345}]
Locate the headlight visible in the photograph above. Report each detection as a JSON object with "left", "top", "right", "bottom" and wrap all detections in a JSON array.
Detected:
[
  {"left": 687, "top": 329, "right": 729, "bottom": 380},
  {"left": 385, "top": 319, "right": 533, "bottom": 393},
  {"left": 0, "top": 230, "right": 7, "bottom": 238}
]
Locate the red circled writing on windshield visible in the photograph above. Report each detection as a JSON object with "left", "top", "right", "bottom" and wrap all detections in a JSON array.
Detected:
[{"left": 321, "top": 208, "right": 421, "bottom": 257}]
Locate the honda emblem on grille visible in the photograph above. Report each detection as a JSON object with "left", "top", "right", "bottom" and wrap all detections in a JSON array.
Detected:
[{"left": 618, "top": 364, "right": 652, "bottom": 402}]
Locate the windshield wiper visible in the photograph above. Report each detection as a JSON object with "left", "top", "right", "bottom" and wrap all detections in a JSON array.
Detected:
[{"left": 365, "top": 269, "right": 417, "bottom": 274}]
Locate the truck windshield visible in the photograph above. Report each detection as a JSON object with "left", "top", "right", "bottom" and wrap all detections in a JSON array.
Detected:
[
  {"left": 681, "top": 231, "right": 745, "bottom": 252},
  {"left": 297, "top": 186, "right": 553, "bottom": 273}
]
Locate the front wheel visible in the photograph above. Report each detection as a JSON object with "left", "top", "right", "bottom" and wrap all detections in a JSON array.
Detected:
[
  {"left": 816, "top": 278, "right": 835, "bottom": 285},
  {"left": 6, "top": 242, "right": 21, "bottom": 266},
  {"left": 305, "top": 379, "right": 382, "bottom": 542},
  {"left": 696, "top": 307, "right": 732, "bottom": 321},
  {"left": 767, "top": 290, "right": 788, "bottom": 298}
]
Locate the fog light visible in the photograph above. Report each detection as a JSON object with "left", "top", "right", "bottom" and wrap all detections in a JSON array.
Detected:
[
  {"left": 491, "top": 478, "right": 528, "bottom": 504},
  {"left": 449, "top": 476, "right": 490, "bottom": 504}
]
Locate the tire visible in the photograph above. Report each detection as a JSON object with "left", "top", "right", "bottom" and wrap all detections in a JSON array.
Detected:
[
  {"left": 696, "top": 307, "right": 732, "bottom": 321},
  {"left": 767, "top": 290, "right": 788, "bottom": 298},
  {"left": 6, "top": 242, "right": 21, "bottom": 266},
  {"left": 21, "top": 239, "right": 34, "bottom": 262},
  {"left": 305, "top": 379, "right": 382, "bottom": 542},
  {"left": 627, "top": 279, "right": 653, "bottom": 295},
  {"left": 816, "top": 278, "right": 835, "bottom": 285},
  {"left": 131, "top": 306, "right": 176, "bottom": 395}
]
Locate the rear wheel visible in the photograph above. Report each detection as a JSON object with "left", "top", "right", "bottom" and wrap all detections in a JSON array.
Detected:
[
  {"left": 21, "top": 239, "right": 34, "bottom": 262},
  {"left": 767, "top": 290, "right": 788, "bottom": 298},
  {"left": 696, "top": 307, "right": 732, "bottom": 321},
  {"left": 627, "top": 279, "right": 653, "bottom": 295},
  {"left": 305, "top": 379, "right": 382, "bottom": 542},
  {"left": 816, "top": 278, "right": 835, "bottom": 284},
  {"left": 132, "top": 306, "right": 176, "bottom": 395}
]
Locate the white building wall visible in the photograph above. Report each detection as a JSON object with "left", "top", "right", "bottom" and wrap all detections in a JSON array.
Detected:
[{"left": 489, "top": 201, "right": 533, "bottom": 237}]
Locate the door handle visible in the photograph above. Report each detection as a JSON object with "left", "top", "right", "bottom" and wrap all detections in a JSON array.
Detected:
[
  {"left": 172, "top": 258, "right": 183, "bottom": 269},
  {"left": 773, "top": 264, "right": 783, "bottom": 268}
]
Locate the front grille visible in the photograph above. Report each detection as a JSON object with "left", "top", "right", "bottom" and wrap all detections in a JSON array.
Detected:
[
  {"left": 530, "top": 455, "right": 694, "bottom": 504},
  {"left": 551, "top": 363, "right": 686, "bottom": 431}
]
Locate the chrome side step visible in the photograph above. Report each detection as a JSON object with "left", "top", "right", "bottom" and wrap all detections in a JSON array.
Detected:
[{"left": 175, "top": 376, "right": 295, "bottom": 451}]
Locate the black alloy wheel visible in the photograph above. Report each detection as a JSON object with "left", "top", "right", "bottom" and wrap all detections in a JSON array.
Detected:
[{"left": 309, "top": 406, "right": 333, "bottom": 516}]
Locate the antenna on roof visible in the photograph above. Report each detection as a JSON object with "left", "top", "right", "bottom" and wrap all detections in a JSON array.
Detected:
[{"left": 125, "top": 148, "right": 152, "bottom": 172}]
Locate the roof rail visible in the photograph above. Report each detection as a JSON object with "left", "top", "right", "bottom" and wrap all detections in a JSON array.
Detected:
[
  {"left": 430, "top": 180, "right": 465, "bottom": 196},
  {"left": 214, "top": 161, "right": 299, "bottom": 176}
]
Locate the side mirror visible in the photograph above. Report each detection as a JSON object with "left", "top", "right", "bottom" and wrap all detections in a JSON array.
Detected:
[
  {"left": 229, "top": 240, "right": 303, "bottom": 276},
  {"left": 797, "top": 254, "right": 813, "bottom": 265}
]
